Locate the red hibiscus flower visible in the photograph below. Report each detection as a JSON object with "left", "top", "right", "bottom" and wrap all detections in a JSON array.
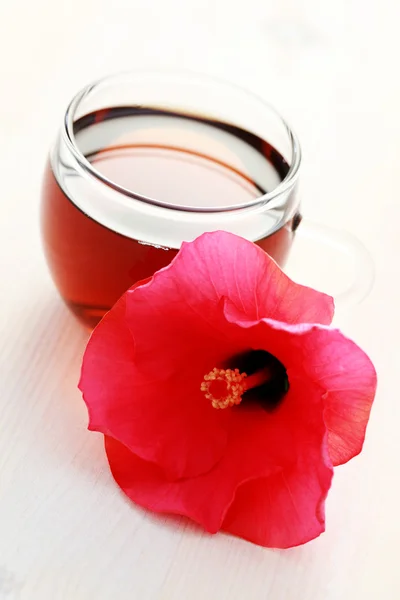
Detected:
[{"left": 79, "top": 232, "right": 377, "bottom": 548}]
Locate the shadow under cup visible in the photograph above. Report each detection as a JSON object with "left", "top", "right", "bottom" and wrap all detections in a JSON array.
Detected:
[{"left": 41, "top": 71, "right": 302, "bottom": 328}]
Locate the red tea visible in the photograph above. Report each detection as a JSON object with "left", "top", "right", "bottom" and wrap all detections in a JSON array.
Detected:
[{"left": 42, "top": 107, "right": 300, "bottom": 327}]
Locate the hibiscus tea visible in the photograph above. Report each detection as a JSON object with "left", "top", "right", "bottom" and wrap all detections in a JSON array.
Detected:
[{"left": 42, "top": 98, "right": 301, "bottom": 328}]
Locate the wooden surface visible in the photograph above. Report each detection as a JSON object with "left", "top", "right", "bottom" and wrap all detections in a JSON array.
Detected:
[{"left": 0, "top": 0, "right": 399, "bottom": 598}]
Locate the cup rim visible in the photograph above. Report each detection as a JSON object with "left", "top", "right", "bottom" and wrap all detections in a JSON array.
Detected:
[{"left": 62, "top": 69, "right": 302, "bottom": 214}]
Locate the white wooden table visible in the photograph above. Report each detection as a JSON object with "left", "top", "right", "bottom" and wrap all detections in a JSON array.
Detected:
[{"left": 0, "top": 1, "right": 398, "bottom": 598}]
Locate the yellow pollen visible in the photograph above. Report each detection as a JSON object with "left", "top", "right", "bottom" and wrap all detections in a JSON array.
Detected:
[{"left": 200, "top": 367, "right": 247, "bottom": 409}]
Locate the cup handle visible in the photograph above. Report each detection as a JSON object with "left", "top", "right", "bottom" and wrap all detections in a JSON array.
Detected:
[{"left": 285, "top": 219, "right": 375, "bottom": 308}]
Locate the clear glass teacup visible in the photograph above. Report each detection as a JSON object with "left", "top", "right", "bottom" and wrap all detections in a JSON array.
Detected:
[{"left": 41, "top": 70, "right": 371, "bottom": 327}]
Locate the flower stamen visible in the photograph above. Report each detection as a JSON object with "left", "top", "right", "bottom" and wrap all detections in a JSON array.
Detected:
[
  {"left": 201, "top": 368, "right": 247, "bottom": 409},
  {"left": 201, "top": 366, "right": 272, "bottom": 409}
]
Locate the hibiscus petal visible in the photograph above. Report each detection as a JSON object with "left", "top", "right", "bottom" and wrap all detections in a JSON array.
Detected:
[
  {"left": 79, "top": 295, "right": 230, "bottom": 480},
  {"left": 226, "top": 317, "right": 377, "bottom": 467},
  {"left": 105, "top": 436, "right": 235, "bottom": 533},
  {"left": 125, "top": 232, "right": 334, "bottom": 380},
  {"left": 302, "top": 329, "right": 377, "bottom": 466},
  {"left": 180, "top": 231, "right": 334, "bottom": 324},
  {"left": 104, "top": 407, "right": 290, "bottom": 535},
  {"left": 105, "top": 379, "right": 333, "bottom": 548},
  {"left": 221, "top": 374, "right": 333, "bottom": 548},
  {"left": 222, "top": 455, "right": 332, "bottom": 548}
]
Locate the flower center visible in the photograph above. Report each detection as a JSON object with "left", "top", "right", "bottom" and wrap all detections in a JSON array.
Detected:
[
  {"left": 201, "top": 350, "right": 289, "bottom": 410},
  {"left": 201, "top": 368, "right": 246, "bottom": 409},
  {"left": 201, "top": 366, "right": 272, "bottom": 409}
]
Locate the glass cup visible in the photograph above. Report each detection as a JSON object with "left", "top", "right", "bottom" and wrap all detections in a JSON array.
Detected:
[{"left": 41, "top": 70, "right": 373, "bottom": 328}]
